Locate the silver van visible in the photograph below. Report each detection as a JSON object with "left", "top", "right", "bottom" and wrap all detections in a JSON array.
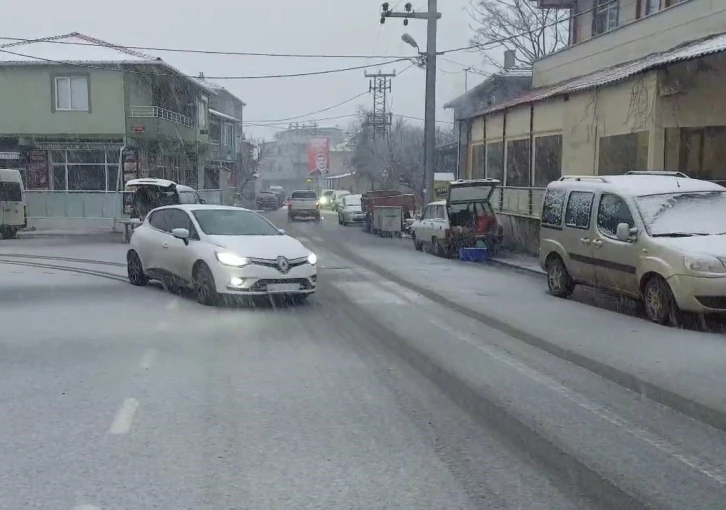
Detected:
[{"left": 539, "top": 172, "right": 726, "bottom": 326}]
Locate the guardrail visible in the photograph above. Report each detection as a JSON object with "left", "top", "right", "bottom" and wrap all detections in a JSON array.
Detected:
[
  {"left": 491, "top": 186, "right": 546, "bottom": 218},
  {"left": 129, "top": 106, "right": 193, "bottom": 128}
]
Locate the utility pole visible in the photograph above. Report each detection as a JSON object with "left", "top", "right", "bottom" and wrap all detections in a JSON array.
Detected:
[
  {"left": 380, "top": 1, "right": 441, "bottom": 205},
  {"left": 364, "top": 70, "right": 395, "bottom": 139}
]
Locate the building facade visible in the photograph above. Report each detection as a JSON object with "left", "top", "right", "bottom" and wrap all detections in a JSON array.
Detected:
[{"left": 461, "top": 0, "right": 726, "bottom": 252}]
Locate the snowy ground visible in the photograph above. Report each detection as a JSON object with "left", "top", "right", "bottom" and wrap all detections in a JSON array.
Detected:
[{"left": 1, "top": 221, "right": 726, "bottom": 508}]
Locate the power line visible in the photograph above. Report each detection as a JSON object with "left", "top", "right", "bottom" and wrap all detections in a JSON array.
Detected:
[
  {"left": 246, "top": 91, "right": 368, "bottom": 123},
  {"left": 0, "top": 47, "right": 409, "bottom": 80},
  {"left": 0, "top": 35, "right": 411, "bottom": 60}
]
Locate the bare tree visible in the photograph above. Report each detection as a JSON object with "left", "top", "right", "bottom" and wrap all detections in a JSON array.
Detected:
[{"left": 468, "top": 0, "right": 569, "bottom": 70}]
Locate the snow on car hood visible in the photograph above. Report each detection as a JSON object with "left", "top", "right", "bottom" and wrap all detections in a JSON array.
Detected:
[
  {"left": 655, "top": 235, "right": 726, "bottom": 257},
  {"left": 207, "top": 234, "right": 310, "bottom": 260}
]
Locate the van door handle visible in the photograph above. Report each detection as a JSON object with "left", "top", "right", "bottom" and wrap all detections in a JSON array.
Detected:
[
  {"left": 162, "top": 242, "right": 169, "bottom": 249},
  {"left": 592, "top": 239, "right": 603, "bottom": 247},
  {"left": 580, "top": 238, "right": 590, "bottom": 245}
]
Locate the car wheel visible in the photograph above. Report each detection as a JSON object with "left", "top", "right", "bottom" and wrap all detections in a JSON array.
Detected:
[
  {"left": 193, "top": 263, "right": 219, "bottom": 306},
  {"left": 127, "top": 250, "right": 149, "bottom": 286},
  {"left": 338, "top": 214, "right": 342, "bottom": 225},
  {"left": 546, "top": 255, "right": 574, "bottom": 298},
  {"left": 314, "top": 214, "right": 321, "bottom": 223},
  {"left": 432, "top": 238, "right": 446, "bottom": 257},
  {"left": 412, "top": 233, "right": 423, "bottom": 251},
  {"left": 0, "top": 227, "right": 17, "bottom": 239},
  {"left": 643, "top": 275, "right": 680, "bottom": 326}
]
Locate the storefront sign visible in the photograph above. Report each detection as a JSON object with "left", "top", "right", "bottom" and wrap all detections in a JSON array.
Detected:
[
  {"left": 307, "top": 137, "right": 330, "bottom": 175},
  {"left": 0, "top": 152, "right": 20, "bottom": 160}
]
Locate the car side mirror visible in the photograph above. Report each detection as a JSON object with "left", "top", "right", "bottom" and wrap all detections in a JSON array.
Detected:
[
  {"left": 199, "top": 198, "right": 206, "bottom": 204},
  {"left": 616, "top": 223, "right": 635, "bottom": 242},
  {"left": 172, "top": 227, "right": 190, "bottom": 245},
  {"left": 278, "top": 229, "right": 287, "bottom": 235}
]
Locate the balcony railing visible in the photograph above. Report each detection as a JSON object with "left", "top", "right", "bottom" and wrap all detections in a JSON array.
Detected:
[
  {"left": 130, "top": 106, "right": 193, "bottom": 128},
  {"left": 491, "top": 186, "right": 546, "bottom": 218}
]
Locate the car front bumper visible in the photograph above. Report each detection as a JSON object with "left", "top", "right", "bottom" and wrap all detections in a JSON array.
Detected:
[
  {"left": 666, "top": 273, "right": 726, "bottom": 313},
  {"left": 343, "top": 211, "right": 366, "bottom": 222},
  {"left": 209, "top": 260, "right": 317, "bottom": 295}
]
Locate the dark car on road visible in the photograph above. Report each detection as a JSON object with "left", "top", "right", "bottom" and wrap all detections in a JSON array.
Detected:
[{"left": 256, "top": 191, "right": 280, "bottom": 211}]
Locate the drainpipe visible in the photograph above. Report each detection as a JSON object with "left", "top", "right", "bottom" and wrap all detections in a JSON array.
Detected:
[
  {"left": 456, "top": 119, "right": 462, "bottom": 180},
  {"left": 528, "top": 103, "right": 535, "bottom": 216},
  {"left": 113, "top": 143, "right": 127, "bottom": 231}
]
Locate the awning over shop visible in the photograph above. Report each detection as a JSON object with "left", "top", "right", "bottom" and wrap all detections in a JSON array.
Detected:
[{"left": 209, "top": 108, "right": 241, "bottom": 123}]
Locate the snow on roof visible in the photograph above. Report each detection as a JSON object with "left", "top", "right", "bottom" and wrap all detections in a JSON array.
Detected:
[
  {"left": 125, "top": 178, "right": 176, "bottom": 188},
  {"left": 0, "top": 32, "right": 216, "bottom": 93},
  {"left": 464, "top": 33, "right": 726, "bottom": 119},
  {"left": 434, "top": 172, "right": 455, "bottom": 181},
  {"left": 209, "top": 108, "right": 241, "bottom": 123},
  {"left": 444, "top": 68, "right": 532, "bottom": 109},
  {"left": 0, "top": 32, "right": 159, "bottom": 64},
  {"left": 550, "top": 175, "right": 726, "bottom": 196}
]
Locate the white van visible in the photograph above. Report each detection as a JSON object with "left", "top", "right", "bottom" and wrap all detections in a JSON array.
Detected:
[
  {"left": 0, "top": 169, "right": 26, "bottom": 239},
  {"left": 539, "top": 172, "right": 726, "bottom": 326}
]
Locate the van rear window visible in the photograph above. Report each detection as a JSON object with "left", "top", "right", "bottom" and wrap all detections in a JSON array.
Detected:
[{"left": 0, "top": 182, "right": 22, "bottom": 202}]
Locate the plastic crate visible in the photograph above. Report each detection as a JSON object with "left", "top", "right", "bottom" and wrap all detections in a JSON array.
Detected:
[{"left": 459, "top": 247, "right": 489, "bottom": 262}]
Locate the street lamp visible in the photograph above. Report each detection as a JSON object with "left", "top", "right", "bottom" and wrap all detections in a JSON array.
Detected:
[{"left": 401, "top": 33, "right": 419, "bottom": 49}]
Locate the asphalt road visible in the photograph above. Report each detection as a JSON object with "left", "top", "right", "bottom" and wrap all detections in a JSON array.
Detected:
[{"left": 1, "top": 216, "right": 726, "bottom": 509}]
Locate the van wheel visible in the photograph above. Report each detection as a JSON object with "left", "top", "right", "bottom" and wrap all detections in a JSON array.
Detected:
[
  {"left": 546, "top": 255, "right": 574, "bottom": 298},
  {"left": 1, "top": 227, "right": 17, "bottom": 239},
  {"left": 643, "top": 275, "right": 680, "bottom": 326},
  {"left": 412, "top": 233, "right": 422, "bottom": 251}
]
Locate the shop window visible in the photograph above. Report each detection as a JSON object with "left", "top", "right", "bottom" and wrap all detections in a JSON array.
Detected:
[
  {"left": 534, "top": 135, "right": 562, "bottom": 187},
  {"left": 204, "top": 167, "right": 220, "bottom": 189},
  {"left": 68, "top": 165, "right": 105, "bottom": 191},
  {"left": 598, "top": 132, "right": 648, "bottom": 174},
  {"left": 506, "top": 139, "right": 530, "bottom": 187},
  {"left": 48, "top": 149, "right": 120, "bottom": 191},
  {"left": 471, "top": 144, "right": 485, "bottom": 179},
  {"left": 486, "top": 142, "right": 504, "bottom": 181},
  {"left": 676, "top": 127, "right": 726, "bottom": 184}
]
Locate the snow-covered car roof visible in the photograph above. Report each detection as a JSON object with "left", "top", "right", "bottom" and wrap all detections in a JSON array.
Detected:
[
  {"left": 549, "top": 174, "right": 725, "bottom": 197},
  {"left": 126, "top": 178, "right": 176, "bottom": 188},
  {"left": 158, "top": 204, "right": 252, "bottom": 212}
]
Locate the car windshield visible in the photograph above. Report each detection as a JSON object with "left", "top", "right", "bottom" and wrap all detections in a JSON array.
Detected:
[
  {"left": 346, "top": 197, "right": 361, "bottom": 207},
  {"left": 0, "top": 182, "right": 22, "bottom": 201},
  {"left": 636, "top": 191, "right": 726, "bottom": 236},
  {"left": 322, "top": 190, "right": 334, "bottom": 197},
  {"left": 192, "top": 209, "right": 281, "bottom": 236}
]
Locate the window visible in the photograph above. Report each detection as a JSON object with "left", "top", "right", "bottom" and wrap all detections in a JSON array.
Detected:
[
  {"left": 534, "top": 135, "right": 562, "bottom": 187},
  {"left": 541, "top": 188, "right": 566, "bottom": 228},
  {"left": 148, "top": 210, "right": 170, "bottom": 232},
  {"left": 598, "top": 132, "right": 649, "bottom": 175},
  {"left": 506, "top": 139, "right": 530, "bottom": 187},
  {"left": 593, "top": 0, "right": 618, "bottom": 35},
  {"left": 471, "top": 144, "right": 485, "bottom": 179},
  {"left": 645, "top": 0, "right": 660, "bottom": 15},
  {"left": 671, "top": 127, "right": 726, "bottom": 183},
  {"left": 49, "top": 149, "right": 119, "bottom": 191},
  {"left": 55, "top": 76, "right": 89, "bottom": 111},
  {"left": 0, "top": 182, "right": 22, "bottom": 202},
  {"left": 198, "top": 96, "right": 208, "bottom": 129},
  {"left": 179, "top": 191, "right": 197, "bottom": 204},
  {"left": 435, "top": 205, "right": 446, "bottom": 219},
  {"left": 223, "top": 123, "right": 234, "bottom": 147},
  {"left": 565, "top": 191, "right": 594, "bottom": 229},
  {"left": 486, "top": 141, "right": 504, "bottom": 181},
  {"left": 192, "top": 209, "right": 281, "bottom": 236},
  {"left": 203, "top": 167, "right": 219, "bottom": 189},
  {"left": 597, "top": 194, "right": 634, "bottom": 238},
  {"left": 167, "top": 208, "right": 194, "bottom": 232},
  {"left": 291, "top": 190, "right": 318, "bottom": 199}
]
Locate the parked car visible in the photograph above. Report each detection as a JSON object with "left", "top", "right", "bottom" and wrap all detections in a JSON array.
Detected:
[
  {"left": 126, "top": 204, "right": 317, "bottom": 305},
  {"left": 337, "top": 194, "right": 364, "bottom": 225},
  {"left": 539, "top": 171, "right": 726, "bottom": 326},
  {"left": 331, "top": 190, "right": 351, "bottom": 212},
  {"left": 287, "top": 190, "right": 320, "bottom": 222},
  {"left": 0, "top": 168, "right": 26, "bottom": 239},
  {"left": 319, "top": 189, "right": 336, "bottom": 209},
  {"left": 125, "top": 178, "right": 204, "bottom": 221},
  {"left": 410, "top": 179, "right": 503, "bottom": 257},
  {"left": 256, "top": 191, "right": 279, "bottom": 211},
  {"left": 268, "top": 185, "right": 286, "bottom": 208}
]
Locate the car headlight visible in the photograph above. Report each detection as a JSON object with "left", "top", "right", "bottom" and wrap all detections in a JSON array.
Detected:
[
  {"left": 216, "top": 251, "right": 251, "bottom": 267},
  {"left": 307, "top": 252, "right": 317, "bottom": 265},
  {"left": 684, "top": 255, "right": 726, "bottom": 275}
]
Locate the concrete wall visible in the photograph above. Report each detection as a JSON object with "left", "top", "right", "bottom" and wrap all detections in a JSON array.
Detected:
[
  {"left": 0, "top": 65, "right": 126, "bottom": 136},
  {"left": 534, "top": 0, "right": 726, "bottom": 87}
]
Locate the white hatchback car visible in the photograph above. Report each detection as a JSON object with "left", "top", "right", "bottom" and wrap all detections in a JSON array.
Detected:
[{"left": 127, "top": 204, "right": 317, "bottom": 305}]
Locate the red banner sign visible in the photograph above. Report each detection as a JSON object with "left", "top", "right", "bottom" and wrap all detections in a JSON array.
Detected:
[{"left": 307, "top": 137, "right": 329, "bottom": 175}]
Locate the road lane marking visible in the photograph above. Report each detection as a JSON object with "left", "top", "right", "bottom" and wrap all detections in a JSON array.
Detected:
[
  {"left": 429, "top": 317, "right": 726, "bottom": 486},
  {"left": 139, "top": 349, "right": 156, "bottom": 370},
  {"left": 108, "top": 398, "right": 140, "bottom": 435},
  {"left": 332, "top": 281, "right": 405, "bottom": 305}
]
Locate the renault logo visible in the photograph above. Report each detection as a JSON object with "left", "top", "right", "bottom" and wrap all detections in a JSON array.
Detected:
[{"left": 277, "top": 256, "right": 290, "bottom": 274}]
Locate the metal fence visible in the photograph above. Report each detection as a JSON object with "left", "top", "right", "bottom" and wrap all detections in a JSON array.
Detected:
[
  {"left": 490, "top": 186, "right": 546, "bottom": 218},
  {"left": 26, "top": 189, "right": 223, "bottom": 230},
  {"left": 129, "top": 106, "right": 194, "bottom": 128}
]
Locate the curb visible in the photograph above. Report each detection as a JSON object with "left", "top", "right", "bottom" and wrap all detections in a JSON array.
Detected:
[{"left": 489, "top": 257, "right": 546, "bottom": 276}]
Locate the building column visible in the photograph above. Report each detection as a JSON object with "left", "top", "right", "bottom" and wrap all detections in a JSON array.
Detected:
[{"left": 648, "top": 76, "right": 665, "bottom": 169}]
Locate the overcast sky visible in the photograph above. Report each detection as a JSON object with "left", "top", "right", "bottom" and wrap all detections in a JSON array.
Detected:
[{"left": 6, "top": 0, "right": 499, "bottom": 140}]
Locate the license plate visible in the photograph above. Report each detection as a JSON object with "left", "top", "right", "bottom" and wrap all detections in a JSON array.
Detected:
[{"left": 267, "top": 283, "right": 300, "bottom": 293}]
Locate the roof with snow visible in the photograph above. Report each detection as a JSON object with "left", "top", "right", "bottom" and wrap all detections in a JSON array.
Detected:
[
  {"left": 443, "top": 68, "right": 532, "bottom": 110},
  {"left": 462, "top": 32, "right": 726, "bottom": 120},
  {"left": 0, "top": 32, "right": 214, "bottom": 92}
]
